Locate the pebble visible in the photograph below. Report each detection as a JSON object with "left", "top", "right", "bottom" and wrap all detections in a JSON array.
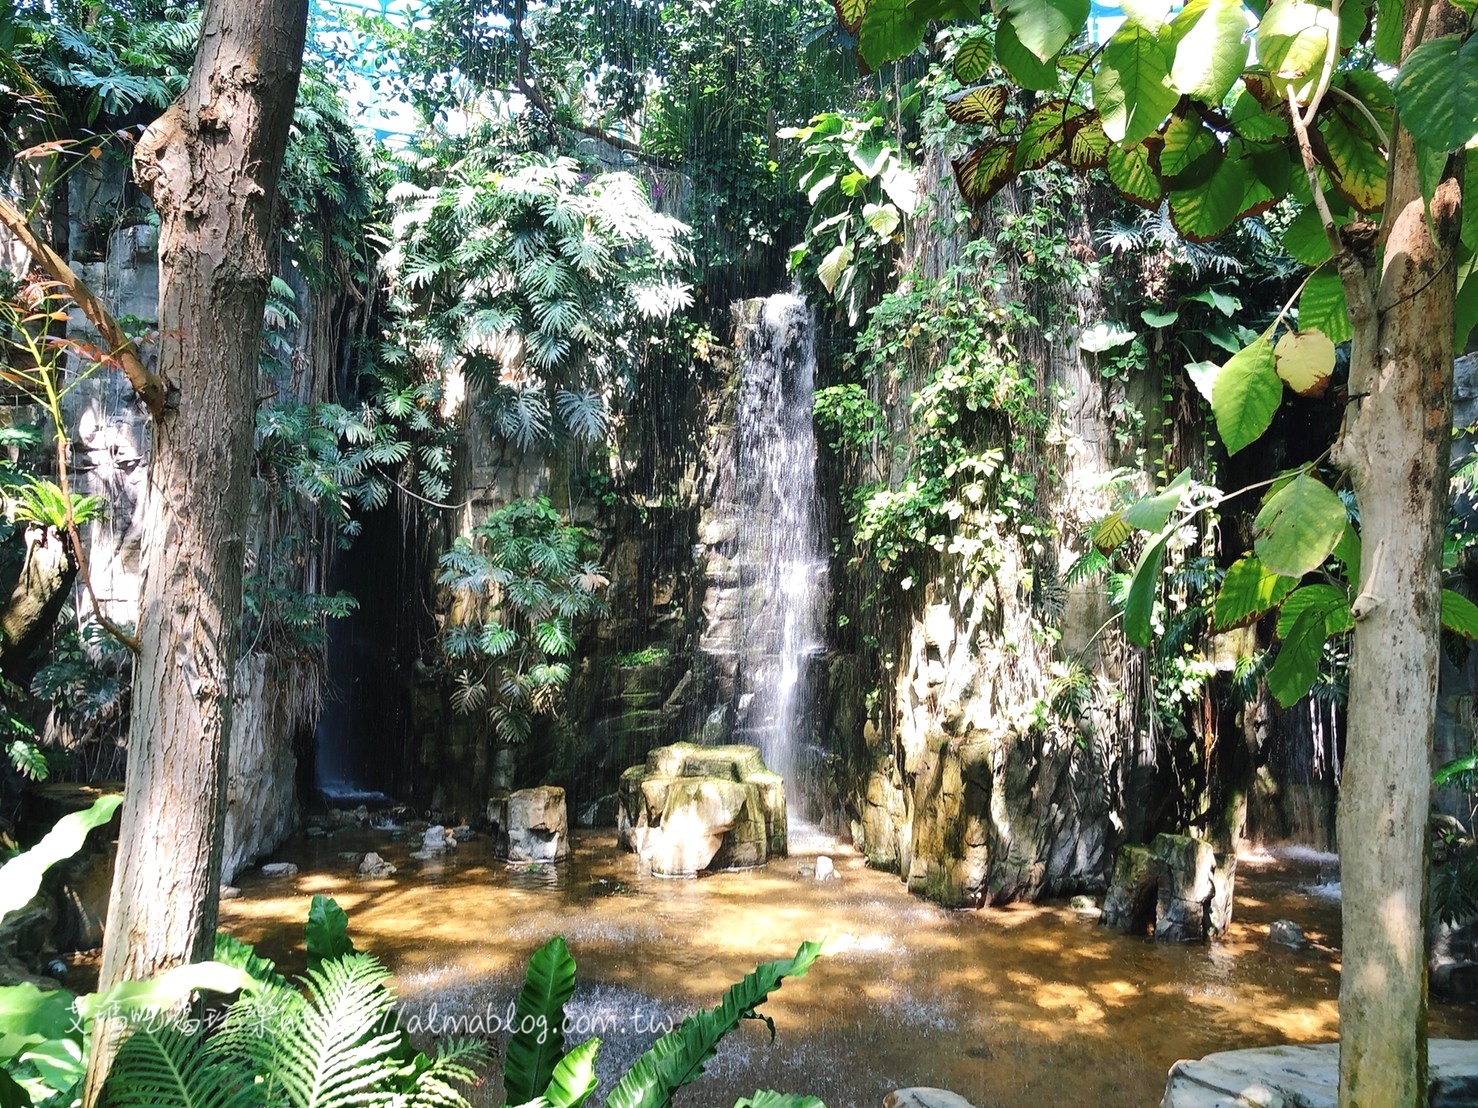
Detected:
[{"left": 259, "top": 862, "right": 297, "bottom": 878}]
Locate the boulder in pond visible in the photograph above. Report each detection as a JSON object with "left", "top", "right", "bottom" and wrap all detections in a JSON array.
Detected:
[
  {"left": 357, "top": 852, "right": 396, "bottom": 878},
  {"left": 884, "top": 1090, "right": 978, "bottom": 1108},
  {"left": 1102, "top": 833, "right": 1235, "bottom": 942},
  {"left": 616, "top": 742, "right": 787, "bottom": 877},
  {"left": 488, "top": 786, "right": 570, "bottom": 864},
  {"left": 259, "top": 862, "right": 298, "bottom": 879}
]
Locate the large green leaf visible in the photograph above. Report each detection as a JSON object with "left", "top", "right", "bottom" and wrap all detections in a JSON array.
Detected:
[
  {"left": 1267, "top": 605, "right": 1329, "bottom": 707},
  {"left": 1275, "top": 583, "right": 1354, "bottom": 637},
  {"left": 1169, "top": 0, "right": 1251, "bottom": 103},
  {"left": 75, "top": 962, "right": 259, "bottom": 1023},
  {"left": 1015, "top": 100, "right": 1084, "bottom": 170},
  {"left": 1210, "top": 334, "right": 1281, "bottom": 453},
  {"left": 857, "top": 0, "right": 926, "bottom": 68},
  {"left": 0, "top": 795, "right": 121, "bottom": 926},
  {"left": 1282, "top": 202, "right": 1348, "bottom": 264},
  {"left": 733, "top": 1096, "right": 827, "bottom": 1108},
  {"left": 1394, "top": 33, "right": 1478, "bottom": 155},
  {"left": 1094, "top": 21, "right": 1178, "bottom": 143},
  {"left": 1457, "top": 242, "right": 1478, "bottom": 351},
  {"left": 1108, "top": 139, "right": 1164, "bottom": 206},
  {"left": 1256, "top": 0, "right": 1338, "bottom": 103},
  {"left": 996, "top": 17, "right": 1063, "bottom": 89},
  {"left": 1001, "top": 0, "right": 1090, "bottom": 62},
  {"left": 1229, "top": 84, "right": 1289, "bottom": 140},
  {"left": 1123, "top": 469, "right": 1192, "bottom": 531},
  {"left": 1252, "top": 471, "right": 1348, "bottom": 577},
  {"left": 1372, "top": 0, "right": 1403, "bottom": 63},
  {"left": 832, "top": 0, "right": 869, "bottom": 32},
  {"left": 0, "top": 982, "right": 79, "bottom": 1058},
  {"left": 1124, "top": 527, "right": 1173, "bottom": 646},
  {"left": 604, "top": 940, "right": 834, "bottom": 1108},
  {"left": 1316, "top": 81, "right": 1389, "bottom": 212},
  {"left": 1169, "top": 152, "right": 1254, "bottom": 240},
  {"left": 1158, "top": 113, "right": 1221, "bottom": 187},
  {"left": 1213, "top": 555, "right": 1298, "bottom": 628},
  {"left": 505, "top": 937, "right": 579, "bottom": 1107},
  {"left": 1298, "top": 268, "right": 1352, "bottom": 343},
  {"left": 1442, "top": 588, "right": 1478, "bottom": 639}
]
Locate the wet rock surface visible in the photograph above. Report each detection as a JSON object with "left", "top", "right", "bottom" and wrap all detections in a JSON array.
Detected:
[
  {"left": 488, "top": 786, "right": 570, "bottom": 864},
  {"left": 1161, "top": 1040, "right": 1478, "bottom": 1107},
  {"left": 1103, "top": 834, "right": 1235, "bottom": 942},
  {"left": 617, "top": 742, "right": 786, "bottom": 877}
]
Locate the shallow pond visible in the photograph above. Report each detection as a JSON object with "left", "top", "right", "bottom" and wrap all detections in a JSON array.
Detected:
[{"left": 220, "top": 827, "right": 1478, "bottom": 1107}]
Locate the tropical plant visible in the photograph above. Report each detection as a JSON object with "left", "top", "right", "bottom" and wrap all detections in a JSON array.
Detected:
[
  {"left": 499, "top": 934, "right": 835, "bottom": 1108},
  {"left": 438, "top": 497, "right": 609, "bottom": 743},
  {"left": 836, "top": 0, "right": 1475, "bottom": 1094},
  {"left": 382, "top": 150, "right": 691, "bottom": 449}
]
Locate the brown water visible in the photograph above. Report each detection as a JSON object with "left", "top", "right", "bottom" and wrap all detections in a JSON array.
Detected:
[{"left": 220, "top": 826, "right": 1478, "bottom": 1107}]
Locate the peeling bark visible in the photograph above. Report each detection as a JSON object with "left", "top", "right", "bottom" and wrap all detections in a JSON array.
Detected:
[{"left": 82, "top": 0, "right": 307, "bottom": 1097}]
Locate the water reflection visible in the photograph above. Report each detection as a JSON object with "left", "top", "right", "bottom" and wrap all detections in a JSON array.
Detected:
[{"left": 222, "top": 829, "right": 1478, "bottom": 1107}]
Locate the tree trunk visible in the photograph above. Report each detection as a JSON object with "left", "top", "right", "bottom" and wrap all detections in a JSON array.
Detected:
[
  {"left": 82, "top": 0, "right": 306, "bottom": 1098},
  {"left": 1334, "top": 5, "right": 1464, "bottom": 1100},
  {"left": 0, "top": 525, "right": 76, "bottom": 678}
]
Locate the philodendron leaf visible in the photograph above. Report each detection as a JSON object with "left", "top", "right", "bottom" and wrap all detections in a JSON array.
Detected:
[
  {"left": 1253, "top": 472, "right": 1348, "bottom": 577},
  {"left": 0, "top": 795, "right": 121, "bottom": 926},
  {"left": 1274, "top": 329, "right": 1335, "bottom": 397},
  {"left": 1214, "top": 555, "right": 1298, "bottom": 628},
  {"left": 816, "top": 243, "right": 852, "bottom": 293},
  {"left": 1394, "top": 33, "right": 1478, "bottom": 155},
  {"left": 543, "top": 1035, "right": 601, "bottom": 1108},
  {"left": 1124, "top": 527, "right": 1173, "bottom": 646},
  {"left": 1267, "top": 605, "right": 1329, "bottom": 707},
  {"left": 1275, "top": 583, "right": 1354, "bottom": 638},
  {"left": 1442, "top": 589, "right": 1478, "bottom": 639},
  {"left": 1210, "top": 335, "right": 1281, "bottom": 453},
  {"left": 306, "top": 894, "right": 354, "bottom": 969}
]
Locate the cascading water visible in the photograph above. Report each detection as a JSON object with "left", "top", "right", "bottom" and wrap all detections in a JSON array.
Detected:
[{"left": 731, "top": 293, "right": 828, "bottom": 803}]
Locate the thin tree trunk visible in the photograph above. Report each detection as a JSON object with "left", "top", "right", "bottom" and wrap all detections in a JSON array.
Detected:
[
  {"left": 82, "top": 0, "right": 306, "bottom": 1098},
  {"left": 1334, "top": 3, "right": 1464, "bottom": 1099}
]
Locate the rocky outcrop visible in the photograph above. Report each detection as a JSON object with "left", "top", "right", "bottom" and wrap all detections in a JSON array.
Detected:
[
  {"left": 1161, "top": 1040, "right": 1478, "bottom": 1107},
  {"left": 1102, "top": 834, "right": 1235, "bottom": 942},
  {"left": 488, "top": 786, "right": 570, "bottom": 864},
  {"left": 617, "top": 743, "right": 786, "bottom": 877}
]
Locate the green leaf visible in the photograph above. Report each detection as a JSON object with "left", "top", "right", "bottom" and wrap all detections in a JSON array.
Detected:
[
  {"left": 862, "top": 203, "right": 901, "bottom": 237},
  {"left": 0, "top": 1068, "right": 29, "bottom": 1108},
  {"left": 1142, "top": 307, "right": 1180, "bottom": 327},
  {"left": 1210, "top": 335, "right": 1280, "bottom": 453},
  {"left": 1436, "top": 751, "right": 1478, "bottom": 787},
  {"left": 1229, "top": 85, "right": 1289, "bottom": 140},
  {"left": 1333, "top": 520, "right": 1361, "bottom": 582},
  {"left": 1298, "top": 269, "right": 1352, "bottom": 343},
  {"left": 1123, "top": 469, "right": 1192, "bottom": 531},
  {"left": 1015, "top": 100, "right": 1087, "bottom": 170},
  {"left": 1169, "top": 153, "right": 1253, "bottom": 240},
  {"left": 954, "top": 32, "right": 993, "bottom": 81},
  {"left": 0, "top": 795, "right": 121, "bottom": 925},
  {"left": 544, "top": 1036, "right": 600, "bottom": 1108},
  {"left": 996, "top": 17, "right": 1063, "bottom": 88},
  {"left": 1000, "top": 0, "right": 1090, "bottom": 62},
  {"left": 1394, "top": 33, "right": 1478, "bottom": 155},
  {"left": 1275, "top": 583, "right": 1354, "bottom": 637},
  {"left": 1257, "top": 0, "right": 1339, "bottom": 103},
  {"left": 604, "top": 939, "right": 836, "bottom": 1108},
  {"left": 1457, "top": 242, "right": 1478, "bottom": 350},
  {"left": 951, "top": 141, "right": 1018, "bottom": 205},
  {"left": 1095, "top": 21, "right": 1179, "bottom": 144},
  {"left": 1080, "top": 321, "right": 1138, "bottom": 352},
  {"left": 1092, "top": 510, "right": 1132, "bottom": 553},
  {"left": 1108, "top": 139, "right": 1164, "bottom": 206},
  {"left": 734, "top": 1096, "right": 827, "bottom": 1108},
  {"left": 75, "top": 961, "right": 259, "bottom": 1022},
  {"left": 1169, "top": 0, "right": 1251, "bottom": 104},
  {"left": 1373, "top": 0, "right": 1403, "bottom": 63},
  {"left": 1124, "top": 527, "right": 1173, "bottom": 646},
  {"left": 1253, "top": 471, "right": 1349, "bottom": 576},
  {"left": 1317, "top": 81, "right": 1389, "bottom": 212},
  {"left": 1442, "top": 589, "right": 1478, "bottom": 639},
  {"left": 1282, "top": 203, "right": 1348, "bottom": 265},
  {"left": 857, "top": 0, "right": 926, "bottom": 67},
  {"left": 833, "top": 0, "right": 869, "bottom": 32},
  {"left": 306, "top": 895, "right": 354, "bottom": 970},
  {"left": 1158, "top": 113, "right": 1221, "bottom": 188},
  {"left": 943, "top": 84, "right": 1010, "bottom": 125},
  {"left": 505, "top": 936, "right": 579, "bottom": 1106},
  {"left": 1214, "top": 555, "right": 1299, "bottom": 628},
  {"left": 1267, "top": 605, "right": 1329, "bottom": 707}
]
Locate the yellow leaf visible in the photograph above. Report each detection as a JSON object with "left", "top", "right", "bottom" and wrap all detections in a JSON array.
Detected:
[{"left": 1274, "top": 329, "right": 1335, "bottom": 397}]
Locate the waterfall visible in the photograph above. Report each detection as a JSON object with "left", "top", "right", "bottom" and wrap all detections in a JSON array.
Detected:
[{"left": 732, "top": 293, "right": 828, "bottom": 800}]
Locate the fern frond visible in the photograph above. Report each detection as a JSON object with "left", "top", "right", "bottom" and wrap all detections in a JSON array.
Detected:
[{"left": 105, "top": 1025, "right": 260, "bottom": 1108}]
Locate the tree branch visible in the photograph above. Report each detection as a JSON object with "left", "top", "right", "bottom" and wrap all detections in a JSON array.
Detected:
[{"left": 0, "top": 194, "right": 168, "bottom": 418}]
